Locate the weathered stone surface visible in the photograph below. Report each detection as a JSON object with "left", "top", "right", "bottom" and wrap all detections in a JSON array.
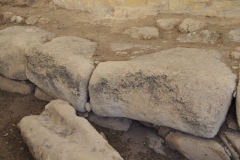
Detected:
[
  {"left": 18, "top": 100, "right": 123, "bottom": 160},
  {"left": 224, "top": 131, "right": 240, "bottom": 155},
  {"left": 88, "top": 112, "right": 132, "bottom": 131},
  {"left": 179, "top": 18, "right": 206, "bottom": 33},
  {"left": 123, "top": 27, "right": 159, "bottom": 40},
  {"left": 2, "top": 12, "right": 13, "bottom": 21},
  {"left": 231, "top": 51, "right": 240, "bottom": 59},
  {"left": 0, "top": 75, "right": 35, "bottom": 94},
  {"left": 220, "top": 133, "right": 239, "bottom": 160},
  {"left": 166, "top": 132, "right": 230, "bottom": 160},
  {"left": 25, "top": 15, "right": 40, "bottom": 25},
  {"left": 26, "top": 36, "right": 96, "bottom": 111},
  {"left": 110, "top": 43, "right": 149, "bottom": 51},
  {"left": 0, "top": 26, "right": 55, "bottom": 80},
  {"left": 34, "top": 87, "right": 55, "bottom": 102},
  {"left": 89, "top": 47, "right": 236, "bottom": 138},
  {"left": 224, "top": 28, "right": 240, "bottom": 44},
  {"left": 156, "top": 18, "right": 181, "bottom": 31},
  {"left": 147, "top": 134, "right": 166, "bottom": 155},
  {"left": 177, "top": 30, "right": 220, "bottom": 44}
]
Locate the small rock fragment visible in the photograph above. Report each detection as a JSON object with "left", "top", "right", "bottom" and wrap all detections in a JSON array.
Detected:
[
  {"left": 16, "top": 16, "right": 24, "bottom": 24},
  {"left": 123, "top": 27, "right": 159, "bottom": 40},
  {"left": 3, "top": 12, "right": 14, "bottom": 21},
  {"left": 156, "top": 18, "right": 181, "bottom": 31},
  {"left": 179, "top": 18, "right": 206, "bottom": 33},
  {"left": 227, "top": 112, "right": 239, "bottom": 130},
  {"left": 177, "top": 30, "right": 220, "bottom": 44},
  {"left": 147, "top": 134, "right": 166, "bottom": 155},
  {"left": 38, "top": 17, "right": 51, "bottom": 24},
  {"left": 231, "top": 51, "right": 240, "bottom": 59},
  {"left": 85, "top": 102, "right": 92, "bottom": 112},
  {"left": 88, "top": 112, "right": 132, "bottom": 131},
  {"left": 25, "top": 15, "right": 40, "bottom": 25}
]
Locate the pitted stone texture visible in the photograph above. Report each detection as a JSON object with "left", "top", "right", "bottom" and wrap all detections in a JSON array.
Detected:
[
  {"left": 0, "top": 26, "right": 55, "bottom": 80},
  {"left": 0, "top": 75, "right": 35, "bottom": 94},
  {"left": 26, "top": 36, "right": 96, "bottom": 111},
  {"left": 34, "top": 87, "right": 55, "bottom": 102},
  {"left": 177, "top": 30, "right": 220, "bottom": 44},
  {"left": 224, "top": 28, "right": 240, "bottom": 44},
  {"left": 179, "top": 18, "right": 206, "bottom": 33},
  {"left": 18, "top": 100, "right": 123, "bottom": 160},
  {"left": 166, "top": 132, "right": 230, "bottom": 160},
  {"left": 88, "top": 112, "right": 132, "bottom": 131},
  {"left": 89, "top": 48, "right": 236, "bottom": 138},
  {"left": 123, "top": 27, "right": 159, "bottom": 40},
  {"left": 156, "top": 18, "right": 181, "bottom": 31}
]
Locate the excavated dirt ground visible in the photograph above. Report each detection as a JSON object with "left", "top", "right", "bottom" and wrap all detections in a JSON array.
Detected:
[{"left": 1, "top": 0, "right": 240, "bottom": 160}]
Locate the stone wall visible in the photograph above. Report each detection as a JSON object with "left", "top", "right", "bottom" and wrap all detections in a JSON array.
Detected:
[{"left": 53, "top": 0, "right": 240, "bottom": 18}]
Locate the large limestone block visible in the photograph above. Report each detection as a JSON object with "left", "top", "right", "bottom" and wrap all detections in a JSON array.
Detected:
[
  {"left": 0, "top": 26, "right": 55, "bottom": 80},
  {"left": 166, "top": 132, "right": 230, "bottom": 160},
  {"left": 26, "top": 36, "right": 96, "bottom": 111},
  {"left": 18, "top": 100, "right": 123, "bottom": 160},
  {"left": 89, "top": 48, "right": 236, "bottom": 138}
]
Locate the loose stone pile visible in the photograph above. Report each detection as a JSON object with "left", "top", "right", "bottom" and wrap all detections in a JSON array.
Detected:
[{"left": 0, "top": 20, "right": 240, "bottom": 159}]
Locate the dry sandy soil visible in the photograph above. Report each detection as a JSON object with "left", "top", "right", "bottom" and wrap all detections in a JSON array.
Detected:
[{"left": 0, "top": 0, "right": 240, "bottom": 159}]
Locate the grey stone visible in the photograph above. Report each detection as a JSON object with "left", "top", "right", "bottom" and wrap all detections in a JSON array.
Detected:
[
  {"left": 179, "top": 18, "right": 206, "bottom": 33},
  {"left": 87, "top": 112, "right": 132, "bottom": 131},
  {"left": 89, "top": 47, "right": 236, "bottom": 138},
  {"left": 224, "top": 131, "right": 240, "bottom": 155},
  {"left": 231, "top": 51, "right": 240, "bottom": 59},
  {"left": 177, "top": 30, "right": 220, "bottom": 44},
  {"left": 123, "top": 27, "right": 159, "bottom": 40},
  {"left": 224, "top": 28, "right": 240, "bottom": 44},
  {"left": 38, "top": 17, "right": 51, "bottom": 24},
  {"left": 147, "top": 134, "right": 166, "bottom": 155},
  {"left": 85, "top": 102, "right": 92, "bottom": 112},
  {"left": 166, "top": 132, "right": 230, "bottom": 160},
  {"left": 26, "top": 36, "right": 96, "bottom": 111},
  {"left": 34, "top": 87, "right": 55, "bottom": 102},
  {"left": 110, "top": 43, "right": 149, "bottom": 51},
  {"left": 18, "top": 100, "right": 123, "bottom": 160},
  {"left": 15, "top": 16, "right": 24, "bottom": 24},
  {"left": 25, "top": 15, "right": 40, "bottom": 25},
  {"left": 226, "top": 112, "right": 239, "bottom": 130},
  {"left": 0, "top": 75, "right": 35, "bottom": 94},
  {"left": 156, "top": 18, "right": 181, "bottom": 31},
  {"left": 2, "top": 12, "right": 14, "bottom": 21},
  {"left": 0, "top": 26, "right": 56, "bottom": 80}
]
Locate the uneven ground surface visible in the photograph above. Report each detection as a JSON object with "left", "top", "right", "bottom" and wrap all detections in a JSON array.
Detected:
[{"left": 1, "top": 0, "right": 240, "bottom": 160}]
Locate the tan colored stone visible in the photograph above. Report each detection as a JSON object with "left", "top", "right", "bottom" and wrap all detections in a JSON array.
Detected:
[
  {"left": 0, "top": 75, "right": 35, "bottom": 95},
  {"left": 18, "top": 100, "right": 123, "bottom": 160},
  {"left": 179, "top": 18, "right": 206, "bottom": 33},
  {"left": 89, "top": 48, "right": 236, "bottom": 138},
  {"left": 224, "top": 131, "right": 240, "bottom": 155},
  {"left": 166, "top": 132, "right": 230, "bottom": 160}
]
